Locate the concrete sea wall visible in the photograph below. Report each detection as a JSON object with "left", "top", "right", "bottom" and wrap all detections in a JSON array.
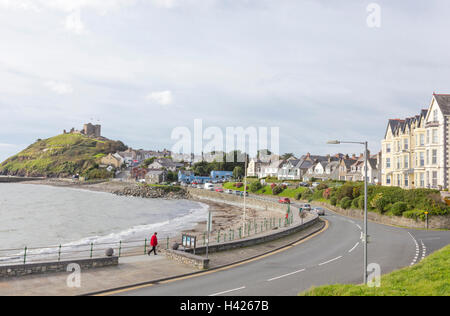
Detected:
[{"left": 0, "top": 257, "right": 119, "bottom": 279}]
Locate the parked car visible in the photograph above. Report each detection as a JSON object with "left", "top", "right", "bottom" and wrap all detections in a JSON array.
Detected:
[
  {"left": 302, "top": 203, "right": 312, "bottom": 211},
  {"left": 138, "top": 179, "right": 146, "bottom": 183},
  {"left": 215, "top": 188, "right": 224, "bottom": 193},
  {"left": 240, "top": 191, "right": 249, "bottom": 197},
  {"left": 311, "top": 182, "right": 320, "bottom": 188},
  {"left": 226, "top": 189, "right": 234, "bottom": 194},
  {"left": 298, "top": 182, "right": 308, "bottom": 187},
  {"left": 234, "top": 190, "right": 241, "bottom": 196},
  {"left": 279, "top": 198, "right": 291, "bottom": 204},
  {"left": 312, "top": 207, "right": 325, "bottom": 216},
  {"left": 204, "top": 183, "right": 214, "bottom": 190}
]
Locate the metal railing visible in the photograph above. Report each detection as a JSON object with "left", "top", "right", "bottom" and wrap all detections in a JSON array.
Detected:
[{"left": 0, "top": 214, "right": 296, "bottom": 266}]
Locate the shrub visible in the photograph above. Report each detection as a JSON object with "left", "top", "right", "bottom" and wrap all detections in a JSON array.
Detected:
[
  {"left": 351, "top": 197, "right": 360, "bottom": 209},
  {"left": 317, "top": 183, "right": 328, "bottom": 190},
  {"left": 235, "top": 182, "right": 243, "bottom": 188},
  {"left": 340, "top": 197, "right": 352, "bottom": 209},
  {"left": 249, "top": 181, "right": 262, "bottom": 193},
  {"left": 323, "top": 188, "right": 332, "bottom": 199},
  {"left": 312, "top": 189, "right": 325, "bottom": 200},
  {"left": 296, "top": 192, "right": 303, "bottom": 200},
  {"left": 337, "top": 184, "right": 355, "bottom": 200},
  {"left": 330, "top": 196, "right": 337, "bottom": 206},
  {"left": 302, "top": 190, "right": 313, "bottom": 200},
  {"left": 272, "top": 185, "right": 283, "bottom": 195},
  {"left": 370, "top": 193, "right": 389, "bottom": 213},
  {"left": 403, "top": 210, "right": 426, "bottom": 221},
  {"left": 391, "top": 202, "right": 408, "bottom": 216}
]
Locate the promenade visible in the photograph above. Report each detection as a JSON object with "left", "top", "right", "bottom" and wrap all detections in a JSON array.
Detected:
[{"left": 0, "top": 219, "right": 324, "bottom": 296}]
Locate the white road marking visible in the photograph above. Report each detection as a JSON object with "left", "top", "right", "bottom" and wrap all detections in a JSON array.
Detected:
[
  {"left": 267, "top": 269, "right": 306, "bottom": 282},
  {"left": 209, "top": 286, "right": 246, "bottom": 296},
  {"left": 408, "top": 232, "right": 421, "bottom": 266},
  {"left": 319, "top": 256, "right": 343, "bottom": 266},
  {"left": 420, "top": 240, "right": 426, "bottom": 261},
  {"left": 348, "top": 242, "right": 359, "bottom": 253},
  {"left": 356, "top": 224, "right": 362, "bottom": 230}
]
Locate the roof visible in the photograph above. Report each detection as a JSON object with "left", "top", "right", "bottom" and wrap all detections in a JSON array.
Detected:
[{"left": 433, "top": 94, "right": 450, "bottom": 116}]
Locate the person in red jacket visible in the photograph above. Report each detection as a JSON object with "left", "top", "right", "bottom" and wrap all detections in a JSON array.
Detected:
[{"left": 148, "top": 232, "right": 158, "bottom": 256}]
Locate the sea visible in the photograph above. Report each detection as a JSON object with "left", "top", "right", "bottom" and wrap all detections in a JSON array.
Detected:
[{"left": 0, "top": 183, "right": 209, "bottom": 264}]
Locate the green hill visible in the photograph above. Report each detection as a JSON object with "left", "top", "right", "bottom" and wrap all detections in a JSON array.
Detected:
[
  {"left": 0, "top": 133, "right": 128, "bottom": 178},
  {"left": 300, "top": 244, "right": 450, "bottom": 296}
]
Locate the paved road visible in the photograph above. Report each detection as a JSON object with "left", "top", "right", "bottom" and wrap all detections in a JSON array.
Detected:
[{"left": 111, "top": 207, "right": 449, "bottom": 296}]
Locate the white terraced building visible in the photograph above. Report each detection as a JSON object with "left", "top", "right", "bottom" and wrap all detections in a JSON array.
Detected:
[{"left": 381, "top": 93, "right": 450, "bottom": 190}]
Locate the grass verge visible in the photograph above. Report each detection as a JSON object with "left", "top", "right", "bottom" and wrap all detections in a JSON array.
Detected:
[{"left": 300, "top": 245, "right": 450, "bottom": 296}]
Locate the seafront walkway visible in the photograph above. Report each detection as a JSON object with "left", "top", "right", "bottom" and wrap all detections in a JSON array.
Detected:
[{"left": 0, "top": 218, "right": 324, "bottom": 296}]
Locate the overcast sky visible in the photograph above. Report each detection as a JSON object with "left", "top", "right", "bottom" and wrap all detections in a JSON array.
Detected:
[{"left": 1, "top": 0, "right": 450, "bottom": 161}]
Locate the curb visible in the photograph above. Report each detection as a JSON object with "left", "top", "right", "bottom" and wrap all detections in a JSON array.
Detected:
[{"left": 82, "top": 219, "right": 327, "bottom": 296}]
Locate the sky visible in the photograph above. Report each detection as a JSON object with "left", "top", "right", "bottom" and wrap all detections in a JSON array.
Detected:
[{"left": 1, "top": 0, "right": 450, "bottom": 161}]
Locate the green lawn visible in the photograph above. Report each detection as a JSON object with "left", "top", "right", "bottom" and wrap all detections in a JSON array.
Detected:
[
  {"left": 223, "top": 182, "right": 307, "bottom": 199},
  {"left": 300, "top": 245, "right": 450, "bottom": 296}
]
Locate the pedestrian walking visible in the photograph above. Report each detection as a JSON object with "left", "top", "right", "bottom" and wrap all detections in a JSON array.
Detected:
[{"left": 148, "top": 232, "right": 158, "bottom": 256}]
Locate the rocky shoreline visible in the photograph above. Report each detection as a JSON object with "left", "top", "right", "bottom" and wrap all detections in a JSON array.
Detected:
[{"left": 112, "top": 184, "right": 190, "bottom": 199}]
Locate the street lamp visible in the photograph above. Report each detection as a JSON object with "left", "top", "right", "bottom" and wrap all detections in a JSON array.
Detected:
[{"left": 327, "top": 139, "right": 369, "bottom": 285}]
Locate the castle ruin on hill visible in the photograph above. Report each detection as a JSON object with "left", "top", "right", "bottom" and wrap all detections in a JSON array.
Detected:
[{"left": 63, "top": 123, "right": 101, "bottom": 138}]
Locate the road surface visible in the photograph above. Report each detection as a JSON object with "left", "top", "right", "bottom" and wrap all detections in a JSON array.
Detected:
[{"left": 109, "top": 207, "right": 449, "bottom": 296}]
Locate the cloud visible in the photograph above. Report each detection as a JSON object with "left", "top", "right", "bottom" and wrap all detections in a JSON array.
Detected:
[
  {"left": 44, "top": 81, "right": 74, "bottom": 94},
  {"left": 151, "top": 0, "right": 176, "bottom": 9},
  {"left": 0, "top": 0, "right": 40, "bottom": 11},
  {"left": 146, "top": 90, "right": 173, "bottom": 105},
  {"left": 64, "top": 10, "right": 84, "bottom": 34}
]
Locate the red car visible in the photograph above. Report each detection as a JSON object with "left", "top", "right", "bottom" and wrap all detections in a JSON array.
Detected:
[
  {"left": 279, "top": 198, "right": 291, "bottom": 204},
  {"left": 215, "top": 188, "right": 224, "bottom": 193}
]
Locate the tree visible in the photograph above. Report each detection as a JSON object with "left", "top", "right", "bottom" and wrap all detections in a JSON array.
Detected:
[
  {"left": 281, "top": 153, "right": 295, "bottom": 160},
  {"left": 233, "top": 166, "right": 244, "bottom": 179},
  {"left": 142, "top": 157, "right": 156, "bottom": 168}
]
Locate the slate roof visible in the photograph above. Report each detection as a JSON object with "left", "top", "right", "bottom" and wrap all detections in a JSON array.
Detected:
[{"left": 433, "top": 94, "right": 450, "bottom": 115}]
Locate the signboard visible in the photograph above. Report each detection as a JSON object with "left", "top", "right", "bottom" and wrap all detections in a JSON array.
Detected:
[
  {"left": 206, "top": 211, "right": 213, "bottom": 233},
  {"left": 182, "top": 234, "right": 197, "bottom": 249}
]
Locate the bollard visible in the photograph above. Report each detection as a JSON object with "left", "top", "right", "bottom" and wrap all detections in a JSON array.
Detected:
[
  {"left": 239, "top": 227, "right": 242, "bottom": 239},
  {"left": 229, "top": 229, "right": 232, "bottom": 241},
  {"left": 119, "top": 241, "right": 122, "bottom": 258},
  {"left": 58, "top": 245, "right": 62, "bottom": 262},
  {"left": 217, "top": 231, "right": 220, "bottom": 243},
  {"left": 167, "top": 237, "right": 169, "bottom": 250},
  {"left": 279, "top": 218, "right": 281, "bottom": 228},
  {"left": 203, "top": 232, "right": 206, "bottom": 246},
  {"left": 232, "top": 230, "right": 235, "bottom": 240},
  {"left": 23, "top": 246, "right": 27, "bottom": 265},
  {"left": 90, "top": 243, "right": 94, "bottom": 258}
]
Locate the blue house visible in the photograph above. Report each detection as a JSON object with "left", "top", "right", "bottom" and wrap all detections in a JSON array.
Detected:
[{"left": 178, "top": 170, "right": 233, "bottom": 184}]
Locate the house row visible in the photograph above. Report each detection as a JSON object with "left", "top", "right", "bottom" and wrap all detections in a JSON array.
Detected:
[
  {"left": 381, "top": 93, "right": 450, "bottom": 190},
  {"left": 248, "top": 152, "right": 381, "bottom": 184},
  {"left": 178, "top": 170, "right": 233, "bottom": 184},
  {"left": 100, "top": 148, "right": 174, "bottom": 169}
]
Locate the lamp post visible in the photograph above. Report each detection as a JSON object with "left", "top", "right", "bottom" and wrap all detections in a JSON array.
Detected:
[{"left": 327, "top": 140, "right": 369, "bottom": 285}]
